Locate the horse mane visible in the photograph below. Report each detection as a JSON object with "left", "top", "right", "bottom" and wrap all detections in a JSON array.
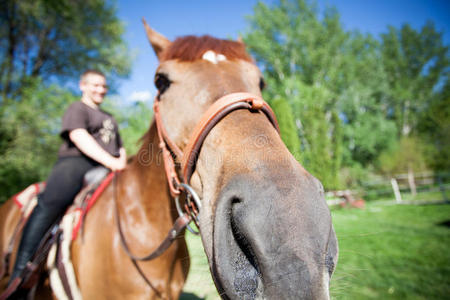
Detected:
[{"left": 160, "top": 35, "right": 253, "bottom": 62}]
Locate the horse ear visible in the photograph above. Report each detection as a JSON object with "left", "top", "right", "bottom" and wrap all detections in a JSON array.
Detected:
[
  {"left": 237, "top": 35, "right": 244, "bottom": 44},
  {"left": 142, "top": 18, "right": 171, "bottom": 60}
]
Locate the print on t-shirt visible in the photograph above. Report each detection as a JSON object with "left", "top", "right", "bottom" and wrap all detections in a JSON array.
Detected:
[
  {"left": 59, "top": 101, "right": 123, "bottom": 158},
  {"left": 100, "top": 119, "right": 115, "bottom": 144}
]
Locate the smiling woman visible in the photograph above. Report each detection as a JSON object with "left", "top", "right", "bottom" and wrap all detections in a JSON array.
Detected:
[{"left": 0, "top": 70, "right": 127, "bottom": 299}]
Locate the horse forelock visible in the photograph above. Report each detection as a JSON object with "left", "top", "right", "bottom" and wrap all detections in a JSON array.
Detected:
[{"left": 160, "top": 35, "right": 253, "bottom": 62}]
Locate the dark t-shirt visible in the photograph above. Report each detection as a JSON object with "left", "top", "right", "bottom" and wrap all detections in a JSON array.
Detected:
[{"left": 58, "top": 101, "right": 123, "bottom": 158}]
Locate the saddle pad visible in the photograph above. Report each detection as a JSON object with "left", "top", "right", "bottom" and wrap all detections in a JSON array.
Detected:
[
  {"left": 71, "top": 172, "right": 115, "bottom": 241},
  {"left": 47, "top": 212, "right": 82, "bottom": 300},
  {"left": 47, "top": 172, "right": 115, "bottom": 300},
  {"left": 12, "top": 182, "right": 45, "bottom": 217}
]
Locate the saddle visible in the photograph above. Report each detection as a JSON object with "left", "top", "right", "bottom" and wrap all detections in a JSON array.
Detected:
[{"left": 0, "top": 167, "right": 111, "bottom": 300}]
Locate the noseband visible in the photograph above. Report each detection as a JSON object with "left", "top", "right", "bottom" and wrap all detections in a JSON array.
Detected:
[{"left": 154, "top": 92, "right": 280, "bottom": 229}]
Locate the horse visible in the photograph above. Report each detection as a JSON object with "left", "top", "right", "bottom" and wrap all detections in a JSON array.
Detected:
[{"left": 0, "top": 20, "right": 338, "bottom": 299}]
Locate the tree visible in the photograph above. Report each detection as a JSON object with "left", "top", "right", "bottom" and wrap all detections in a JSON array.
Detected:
[
  {"left": 417, "top": 75, "right": 450, "bottom": 172},
  {"left": 0, "top": 81, "right": 76, "bottom": 202},
  {"left": 269, "top": 97, "right": 301, "bottom": 158},
  {"left": 0, "top": 0, "right": 130, "bottom": 100},
  {"left": 0, "top": 0, "right": 132, "bottom": 202},
  {"left": 381, "top": 22, "right": 449, "bottom": 137},
  {"left": 377, "top": 136, "right": 429, "bottom": 175},
  {"left": 244, "top": 0, "right": 449, "bottom": 189},
  {"left": 244, "top": 0, "right": 367, "bottom": 189}
]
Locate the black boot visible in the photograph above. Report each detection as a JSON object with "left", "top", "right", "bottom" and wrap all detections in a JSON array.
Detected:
[{"left": 9, "top": 202, "right": 59, "bottom": 285}]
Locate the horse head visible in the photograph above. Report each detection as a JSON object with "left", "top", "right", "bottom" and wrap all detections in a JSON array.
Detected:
[{"left": 143, "top": 20, "right": 338, "bottom": 299}]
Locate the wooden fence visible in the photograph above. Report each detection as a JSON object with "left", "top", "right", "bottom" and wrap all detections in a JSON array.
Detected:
[{"left": 326, "top": 171, "right": 449, "bottom": 206}]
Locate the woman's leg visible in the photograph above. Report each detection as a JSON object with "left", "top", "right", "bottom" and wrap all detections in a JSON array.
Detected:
[{"left": 10, "top": 156, "right": 97, "bottom": 281}]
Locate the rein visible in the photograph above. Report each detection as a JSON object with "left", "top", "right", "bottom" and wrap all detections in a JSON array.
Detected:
[
  {"left": 112, "top": 173, "right": 190, "bottom": 297},
  {"left": 114, "top": 92, "right": 279, "bottom": 295}
]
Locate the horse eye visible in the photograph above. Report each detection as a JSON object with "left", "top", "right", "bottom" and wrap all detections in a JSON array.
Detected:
[
  {"left": 259, "top": 78, "right": 266, "bottom": 91},
  {"left": 154, "top": 73, "right": 171, "bottom": 95}
]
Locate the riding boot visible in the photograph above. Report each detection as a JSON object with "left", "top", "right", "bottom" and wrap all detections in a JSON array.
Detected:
[{"left": 9, "top": 202, "right": 59, "bottom": 284}]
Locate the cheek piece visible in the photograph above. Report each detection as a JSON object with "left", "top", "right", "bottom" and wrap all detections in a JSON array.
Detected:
[{"left": 153, "top": 92, "right": 280, "bottom": 232}]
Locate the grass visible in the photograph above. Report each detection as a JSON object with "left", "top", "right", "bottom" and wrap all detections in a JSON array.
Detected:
[
  {"left": 181, "top": 231, "right": 220, "bottom": 300},
  {"left": 181, "top": 202, "right": 450, "bottom": 299},
  {"left": 330, "top": 202, "right": 450, "bottom": 299}
]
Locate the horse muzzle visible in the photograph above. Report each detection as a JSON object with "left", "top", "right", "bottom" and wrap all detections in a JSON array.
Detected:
[{"left": 210, "top": 173, "right": 337, "bottom": 300}]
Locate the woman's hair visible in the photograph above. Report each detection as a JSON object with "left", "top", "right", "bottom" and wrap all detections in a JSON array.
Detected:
[{"left": 80, "top": 69, "right": 105, "bottom": 81}]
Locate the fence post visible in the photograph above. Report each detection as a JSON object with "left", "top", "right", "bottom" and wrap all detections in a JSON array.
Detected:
[
  {"left": 437, "top": 175, "right": 448, "bottom": 202},
  {"left": 408, "top": 167, "right": 417, "bottom": 196},
  {"left": 391, "top": 178, "right": 402, "bottom": 203}
]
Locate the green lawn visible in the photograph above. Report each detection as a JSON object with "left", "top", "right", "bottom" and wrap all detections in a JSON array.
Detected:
[
  {"left": 181, "top": 231, "right": 219, "bottom": 300},
  {"left": 181, "top": 202, "right": 450, "bottom": 299},
  {"left": 331, "top": 202, "right": 450, "bottom": 299}
]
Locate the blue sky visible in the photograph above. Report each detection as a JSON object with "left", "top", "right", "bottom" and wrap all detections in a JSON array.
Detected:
[{"left": 115, "top": 0, "right": 450, "bottom": 104}]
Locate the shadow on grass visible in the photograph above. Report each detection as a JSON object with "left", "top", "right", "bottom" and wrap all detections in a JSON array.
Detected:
[
  {"left": 437, "top": 219, "right": 450, "bottom": 228},
  {"left": 180, "top": 292, "right": 204, "bottom": 300}
]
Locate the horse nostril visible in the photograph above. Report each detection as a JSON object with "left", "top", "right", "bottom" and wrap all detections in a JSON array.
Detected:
[
  {"left": 325, "top": 255, "right": 335, "bottom": 277},
  {"left": 230, "top": 197, "right": 260, "bottom": 274},
  {"left": 231, "top": 196, "right": 242, "bottom": 205}
]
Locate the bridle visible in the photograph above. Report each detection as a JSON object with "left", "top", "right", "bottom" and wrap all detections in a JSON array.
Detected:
[
  {"left": 154, "top": 92, "right": 280, "bottom": 230},
  {"left": 114, "top": 92, "right": 279, "bottom": 295}
]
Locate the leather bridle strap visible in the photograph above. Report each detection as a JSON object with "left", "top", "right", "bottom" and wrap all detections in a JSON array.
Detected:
[
  {"left": 153, "top": 102, "right": 182, "bottom": 197},
  {"left": 181, "top": 92, "right": 279, "bottom": 183},
  {"left": 112, "top": 173, "right": 191, "bottom": 297},
  {"left": 153, "top": 92, "right": 280, "bottom": 191}
]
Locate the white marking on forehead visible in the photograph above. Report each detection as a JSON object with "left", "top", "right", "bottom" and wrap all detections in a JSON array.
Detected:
[{"left": 202, "top": 50, "right": 227, "bottom": 64}]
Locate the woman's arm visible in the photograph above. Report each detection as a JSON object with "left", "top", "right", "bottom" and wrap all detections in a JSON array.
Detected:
[{"left": 69, "top": 129, "right": 126, "bottom": 171}]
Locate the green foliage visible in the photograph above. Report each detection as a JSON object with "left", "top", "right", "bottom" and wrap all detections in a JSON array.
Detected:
[
  {"left": 381, "top": 22, "right": 449, "bottom": 136},
  {"left": 417, "top": 76, "right": 450, "bottom": 172},
  {"left": 0, "top": 79, "right": 77, "bottom": 202},
  {"left": 102, "top": 99, "right": 153, "bottom": 155},
  {"left": 244, "top": 0, "right": 449, "bottom": 189},
  {"left": 0, "top": 89, "right": 152, "bottom": 203},
  {"left": 269, "top": 97, "right": 301, "bottom": 158},
  {"left": 338, "top": 164, "right": 374, "bottom": 190},
  {"left": 0, "top": 0, "right": 132, "bottom": 203},
  {"left": 337, "top": 33, "right": 398, "bottom": 167},
  {"left": 0, "top": 0, "right": 131, "bottom": 99},
  {"left": 331, "top": 110, "right": 343, "bottom": 188},
  {"left": 244, "top": 0, "right": 357, "bottom": 189},
  {"left": 377, "top": 136, "right": 430, "bottom": 175},
  {"left": 1, "top": 0, "right": 448, "bottom": 201}
]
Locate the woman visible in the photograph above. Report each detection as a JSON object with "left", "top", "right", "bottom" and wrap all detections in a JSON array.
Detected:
[{"left": 7, "top": 70, "right": 127, "bottom": 295}]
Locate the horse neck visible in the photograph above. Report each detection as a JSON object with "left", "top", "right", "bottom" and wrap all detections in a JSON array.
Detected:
[{"left": 121, "top": 121, "right": 175, "bottom": 219}]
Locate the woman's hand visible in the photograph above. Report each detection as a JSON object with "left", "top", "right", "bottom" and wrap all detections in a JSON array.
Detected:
[
  {"left": 107, "top": 157, "right": 127, "bottom": 172},
  {"left": 69, "top": 129, "right": 127, "bottom": 171}
]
